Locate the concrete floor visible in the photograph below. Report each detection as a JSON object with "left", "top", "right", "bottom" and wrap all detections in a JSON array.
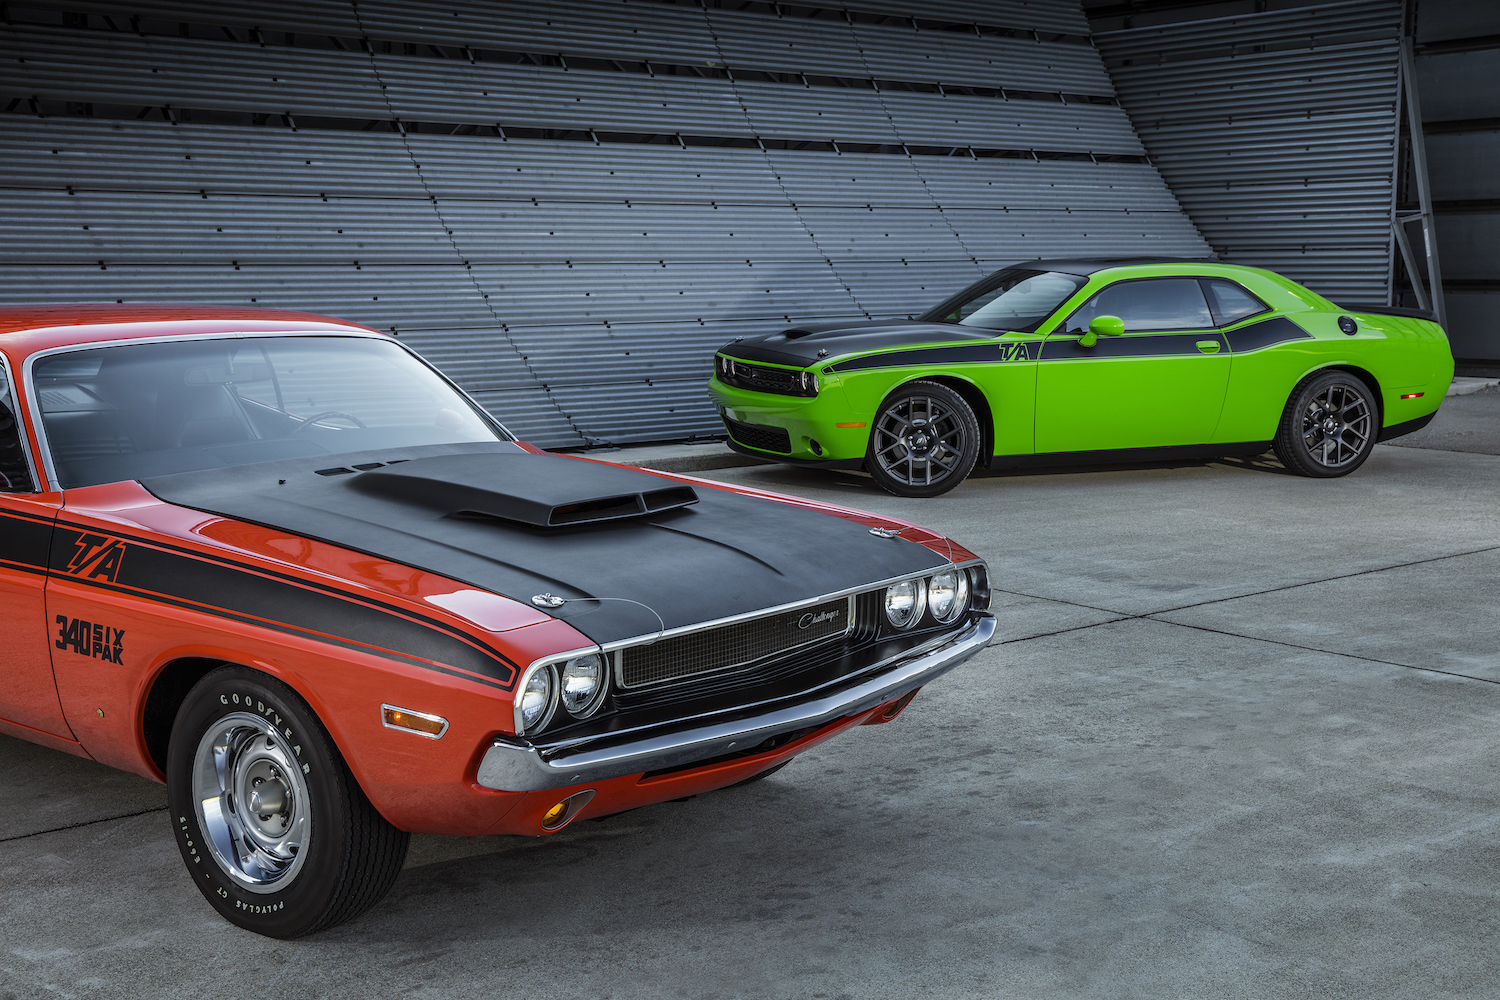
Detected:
[{"left": 5, "top": 402, "right": 1500, "bottom": 999}]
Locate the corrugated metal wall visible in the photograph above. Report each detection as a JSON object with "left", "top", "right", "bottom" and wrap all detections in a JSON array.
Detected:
[
  {"left": 1092, "top": 0, "right": 1403, "bottom": 305},
  {"left": 1, "top": 0, "right": 1208, "bottom": 447},
  {"left": 1413, "top": 0, "right": 1500, "bottom": 362}
]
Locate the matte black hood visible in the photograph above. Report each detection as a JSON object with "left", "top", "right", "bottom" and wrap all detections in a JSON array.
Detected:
[
  {"left": 141, "top": 442, "right": 948, "bottom": 645},
  {"left": 720, "top": 320, "right": 989, "bottom": 367}
]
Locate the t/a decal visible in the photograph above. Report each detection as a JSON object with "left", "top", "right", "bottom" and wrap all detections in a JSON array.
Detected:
[
  {"left": 65, "top": 534, "right": 128, "bottom": 583},
  {"left": 55, "top": 615, "right": 125, "bottom": 664},
  {"left": 999, "top": 342, "right": 1035, "bottom": 362}
]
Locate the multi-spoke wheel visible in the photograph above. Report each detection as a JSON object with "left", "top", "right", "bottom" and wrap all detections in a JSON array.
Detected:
[
  {"left": 1273, "top": 370, "right": 1378, "bottom": 478},
  {"left": 167, "top": 666, "right": 409, "bottom": 938},
  {"left": 866, "top": 380, "right": 981, "bottom": 498}
]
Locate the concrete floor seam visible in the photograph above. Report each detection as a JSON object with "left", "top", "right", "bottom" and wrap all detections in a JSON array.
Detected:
[
  {"left": 1151, "top": 543, "right": 1500, "bottom": 618},
  {"left": 0, "top": 807, "right": 168, "bottom": 845},
  {"left": 1142, "top": 616, "right": 1500, "bottom": 687}
]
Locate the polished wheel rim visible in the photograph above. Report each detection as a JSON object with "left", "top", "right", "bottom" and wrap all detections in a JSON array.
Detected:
[
  {"left": 193, "top": 711, "right": 311, "bottom": 894},
  {"left": 1299, "top": 382, "right": 1372, "bottom": 468},
  {"left": 872, "top": 395, "right": 967, "bottom": 487}
]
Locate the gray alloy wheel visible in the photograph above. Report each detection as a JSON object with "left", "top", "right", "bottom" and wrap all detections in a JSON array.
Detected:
[
  {"left": 866, "top": 380, "right": 981, "bottom": 498},
  {"left": 1273, "top": 370, "right": 1378, "bottom": 478},
  {"left": 192, "top": 712, "right": 312, "bottom": 892}
]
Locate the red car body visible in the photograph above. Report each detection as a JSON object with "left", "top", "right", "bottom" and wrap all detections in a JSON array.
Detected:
[{"left": 0, "top": 305, "right": 993, "bottom": 933}]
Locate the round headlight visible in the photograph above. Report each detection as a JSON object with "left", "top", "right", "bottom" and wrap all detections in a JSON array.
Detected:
[
  {"left": 927, "top": 569, "right": 970, "bottom": 623},
  {"left": 559, "top": 653, "right": 607, "bottom": 718},
  {"left": 884, "top": 578, "right": 926, "bottom": 630},
  {"left": 517, "top": 666, "right": 555, "bottom": 735}
]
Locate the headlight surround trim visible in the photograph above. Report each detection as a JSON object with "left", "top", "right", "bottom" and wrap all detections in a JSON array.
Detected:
[
  {"left": 515, "top": 661, "right": 558, "bottom": 736},
  {"left": 884, "top": 577, "right": 928, "bottom": 630},
  {"left": 927, "top": 569, "right": 970, "bottom": 624},
  {"left": 559, "top": 652, "right": 609, "bottom": 719}
]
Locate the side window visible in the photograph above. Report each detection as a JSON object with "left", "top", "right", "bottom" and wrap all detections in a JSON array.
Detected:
[
  {"left": 1201, "top": 279, "right": 1270, "bottom": 326},
  {"left": 1065, "top": 278, "right": 1214, "bottom": 333},
  {"left": 0, "top": 367, "right": 36, "bottom": 492}
]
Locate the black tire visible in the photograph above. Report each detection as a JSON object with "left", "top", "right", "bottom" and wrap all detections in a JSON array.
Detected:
[
  {"left": 866, "top": 380, "right": 981, "bottom": 498},
  {"left": 1273, "top": 370, "right": 1379, "bottom": 478},
  {"left": 166, "top": 666, "right": 409, "bottom": 938}
]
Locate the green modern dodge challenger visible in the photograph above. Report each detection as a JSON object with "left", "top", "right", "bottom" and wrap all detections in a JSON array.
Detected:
[{"left": 707, "top": 258, "right": 1452, "bottom": 497}]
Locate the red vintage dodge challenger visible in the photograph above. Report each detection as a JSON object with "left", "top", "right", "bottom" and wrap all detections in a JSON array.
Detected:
[{"left": 0, "top": 305, "right": 994, "bottom": 937}]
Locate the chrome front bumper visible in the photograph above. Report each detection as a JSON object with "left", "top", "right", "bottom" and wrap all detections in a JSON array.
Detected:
[{"left": 476, "top": 613, "right": 996, "bottom": 792}]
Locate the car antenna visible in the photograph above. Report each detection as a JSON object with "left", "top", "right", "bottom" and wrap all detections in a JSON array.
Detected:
[{"left": 531, "top": 594, "right": 666, "bottom": 645}]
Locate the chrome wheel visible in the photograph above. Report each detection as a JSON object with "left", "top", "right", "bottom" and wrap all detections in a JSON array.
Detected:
[
  {"left": 871, "top": 394, "right": 969, "bottom": 489},
  {"left": 192, "top": 711, "right": 311, "bottom": 893},
  {"left": 1298, "top": 381, "right": 1372, "bottom": 469}
]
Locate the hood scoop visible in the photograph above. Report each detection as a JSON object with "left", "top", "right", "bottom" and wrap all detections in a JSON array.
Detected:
[{"left": 351, "top": 453, "right": 697, "bottom": 528}]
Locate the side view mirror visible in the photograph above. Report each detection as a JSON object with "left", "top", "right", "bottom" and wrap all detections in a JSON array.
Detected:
[{"left": 1078, "top": 315, "right": 1125, "bottom": 348}]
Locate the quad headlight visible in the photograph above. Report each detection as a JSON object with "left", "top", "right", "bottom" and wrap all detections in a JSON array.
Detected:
[
  {"left": 516, "top": 651, "right": 611, "bottom": 736},
  {"left": 927, "top": 569, "right": 970, "bottom": 624},
  {"left": 884, "top": 578, "right": 927, "bottom": 630},
  {"left": 516, "top": 665, "right": 555, "bottom": 735},
  {"left": 559, "top": 653, "right": 608, "bottom": 718}
]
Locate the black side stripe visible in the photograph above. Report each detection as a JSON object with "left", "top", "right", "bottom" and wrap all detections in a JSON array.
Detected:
[
  {"left": 48, "top": 523, "right": 521, "bottom": 691},
  {"left": 1223, "top": 316, "right": 1314, "bottom": 353},
  {"left": 1039, "top": 331, "right": 1226, "bottom": 360},
  {"left": 0, "top": 508, "right": 54, "bottom": 576},
  {"left": 828, "top": 342, "right": 1034, "bottom": 372},
  {"left": 60, "top": 572, "right": 503, "bottom": 688}
]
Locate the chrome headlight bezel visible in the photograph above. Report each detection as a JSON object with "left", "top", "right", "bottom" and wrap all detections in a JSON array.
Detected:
[
  {"left": 514, "top": 661, "right": 558, "bottom": 737},
  {"left": 558, "top": 652, "right": 609, "bottom": 719},
  {"left": 927, "top": 569, "right": 970, "bottom": 624},
  {"left": 884, "top": 577, "right": 928, "bottom": 630}
]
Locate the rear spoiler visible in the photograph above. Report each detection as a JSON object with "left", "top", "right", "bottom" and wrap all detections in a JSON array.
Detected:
[{"left": 1336, "top": 302, "right": 1438, "bottom": 322}]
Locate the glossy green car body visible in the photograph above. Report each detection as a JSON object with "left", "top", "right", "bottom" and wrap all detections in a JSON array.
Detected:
[{"left": 707, "top": 259, "right": 1452, "bottom": 481}]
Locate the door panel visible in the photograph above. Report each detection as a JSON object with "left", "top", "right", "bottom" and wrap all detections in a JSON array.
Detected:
[
  {"left": 0, "top": 495, "right": 68, "bottom": 738},
  {"left": 0, "top": 354, "right": 70, "bottom": 739},
  {"left": 1035, "top": 278, "right": 1232, "bottom": 453}
]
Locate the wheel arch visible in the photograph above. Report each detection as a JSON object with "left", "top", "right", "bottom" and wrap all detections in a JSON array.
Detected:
[
  {"left": 1324, "top": 364, "right": 1385, "bottom": 425},
  {"left": 141, "top": 656, "right": 224, "bottom": 775},
  {"left": 899, "top": 374, "right": 994, "bottom": 463}
]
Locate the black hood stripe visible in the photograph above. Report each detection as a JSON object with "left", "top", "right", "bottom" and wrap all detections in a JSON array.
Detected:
[{"left": 49, "top": 521, "right": 521, "bottom": 691}]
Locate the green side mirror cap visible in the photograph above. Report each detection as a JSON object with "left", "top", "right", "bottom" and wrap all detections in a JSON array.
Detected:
[{"left": 1089, "top": 315, "right": 1125, "bottom": 338}]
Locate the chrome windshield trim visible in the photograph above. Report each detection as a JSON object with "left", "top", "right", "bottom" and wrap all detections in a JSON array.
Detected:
[
  {"left": 476, "top": 613, "right": 995, "bottom": 792},
  {"left": 22, "top": 329, "right": 513, "bottom": 491}
]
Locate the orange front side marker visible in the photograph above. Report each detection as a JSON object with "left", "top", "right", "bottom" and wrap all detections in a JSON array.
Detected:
[{"left": 836, "top": 422, "right": 867, "bottom": 428}]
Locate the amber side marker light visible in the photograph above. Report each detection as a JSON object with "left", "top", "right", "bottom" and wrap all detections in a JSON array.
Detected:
[
  {"left": 836, "top": 421, "right": 866, "bottom": 428},
  {"left": 381, "top": 704, "right": 449, "bottom": 739},
  {"left": 1400, "top": 393, "right": 1424, "bottom": 399},
  {"left": 541, "top": 789, "right": 598, "bottom": 831}
]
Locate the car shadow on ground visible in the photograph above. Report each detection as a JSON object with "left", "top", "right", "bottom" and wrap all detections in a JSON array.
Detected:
[{"left": 731, "top": 452, "right": 1299, "bottom": 496}]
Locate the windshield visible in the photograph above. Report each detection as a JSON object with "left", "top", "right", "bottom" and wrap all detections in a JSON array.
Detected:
[
  {"left": 922, "top": 269, "right": 1087, "bottom": 333},
  {"left": 34, "top": 336, "right": 508, "bottom": 488}
]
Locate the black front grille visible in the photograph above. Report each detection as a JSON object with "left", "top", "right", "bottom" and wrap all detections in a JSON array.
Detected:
[
  {"left": 620, "top": 597, "right": 852, "bottom": 689},
  {"left": 718, "top": 357, "right": 817, "bottom": 397},
  {"left": 723, "top": 415, "right": 792, "bottom": 454}
]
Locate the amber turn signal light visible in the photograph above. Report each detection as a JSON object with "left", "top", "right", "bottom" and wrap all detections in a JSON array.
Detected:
[
  {"left": 540, "top": 789, "right": 597, "bottom": 831},
  {"left": 381, "top": 704, "right": 449, "bottom": 739}
]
